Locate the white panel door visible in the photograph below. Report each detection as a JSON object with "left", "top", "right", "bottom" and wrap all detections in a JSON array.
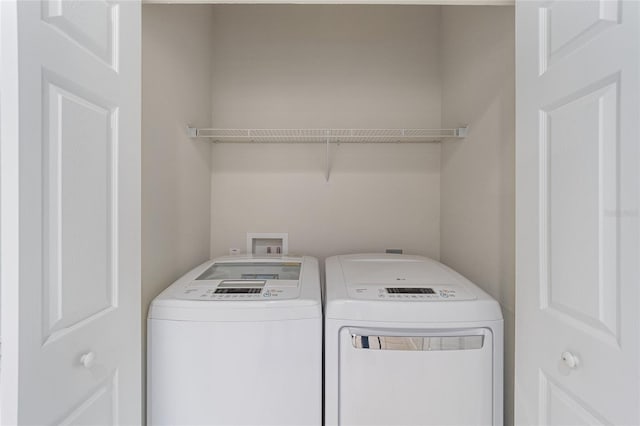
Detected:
[
  {"left": 515, "top": 1, "right": 639, "bottom": 425},
  {"left": 1, "top": 1, "right": 141, "bottom": 424}
]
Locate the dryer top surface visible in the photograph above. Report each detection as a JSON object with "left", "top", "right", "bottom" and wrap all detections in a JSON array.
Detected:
[{"left": 325, "top": 254, "right": 503, "bottom": 322}]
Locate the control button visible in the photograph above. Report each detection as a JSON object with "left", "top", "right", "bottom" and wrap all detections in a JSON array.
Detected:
[{"left": 263, "top": 291, "right": 271, "bottom": 297}]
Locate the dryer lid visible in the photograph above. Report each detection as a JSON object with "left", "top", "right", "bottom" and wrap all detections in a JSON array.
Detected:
[
  {"left": 340, "top": 255, "right": 457, "bottom": 287},
  {"left": 324, "top": 254, "right": 503, "bottom": 322}
]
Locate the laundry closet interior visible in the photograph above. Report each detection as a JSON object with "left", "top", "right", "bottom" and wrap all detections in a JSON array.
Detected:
[{"left": 141, "top": 1, "right": 515, "bottom": 422}]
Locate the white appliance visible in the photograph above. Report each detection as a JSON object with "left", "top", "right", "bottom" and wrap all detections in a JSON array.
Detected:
[
  {"left": 148, "top": 255, "right": 322, "bottom": 426},
  {"left": 324, "top": 254, "right": 503, "bottom": 426}
]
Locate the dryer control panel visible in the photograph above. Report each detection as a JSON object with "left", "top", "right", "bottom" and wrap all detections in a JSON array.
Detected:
[{"left": 347, "top": 284, "right": 476, "bottom": 301}]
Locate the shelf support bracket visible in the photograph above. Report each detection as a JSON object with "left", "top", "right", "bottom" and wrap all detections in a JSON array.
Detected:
[
  {"left": 186, "top": 126, "right": 198, "bottom": 137},
  {"left": 325, "top": 136, "right": 331, "bottom": 182},
  {"left": 456, "top": 126, "right": 468, "bottom": 137}
]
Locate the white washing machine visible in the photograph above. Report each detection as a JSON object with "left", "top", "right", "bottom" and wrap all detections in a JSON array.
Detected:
[
  {"left": 325, "top": 254, "right": 503, "bottom": 426},
  {"left": 148, "top": 255, "right": 322, "bottom": 426}
]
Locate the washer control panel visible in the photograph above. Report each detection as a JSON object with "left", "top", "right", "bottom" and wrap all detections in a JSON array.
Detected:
[
  {"left": 347, "top": 284, "right": 475, "bottom": 301},
  {"left": 178, "top": 279, "right": 300, "bottom": 301}
]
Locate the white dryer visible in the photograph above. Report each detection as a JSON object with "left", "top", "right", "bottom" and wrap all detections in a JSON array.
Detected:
[
  {"left": 148, "top": 255, "right": 322, "bottom": 426},
  {"left": 324, "top": 254, "right": 503, "bottom": 426}
]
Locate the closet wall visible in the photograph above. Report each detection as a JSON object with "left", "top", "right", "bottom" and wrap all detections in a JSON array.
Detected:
[
  {"left": 208, "top": 5, "right": 443, "bottom": 259},
  {"left": 141, "top": 5, "right": 213, "bottom": 340},
  {"left": 439, "top": 6, "right": 515, "bottom": 425}
]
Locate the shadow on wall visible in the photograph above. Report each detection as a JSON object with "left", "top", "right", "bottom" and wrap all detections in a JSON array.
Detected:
[{"left": 439, "top": 5, "right": 516, "bottom": 426}]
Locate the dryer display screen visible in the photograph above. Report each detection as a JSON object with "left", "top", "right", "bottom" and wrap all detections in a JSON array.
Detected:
[{"left": 386, "top": 288, "right": 436, "bottom": 294}]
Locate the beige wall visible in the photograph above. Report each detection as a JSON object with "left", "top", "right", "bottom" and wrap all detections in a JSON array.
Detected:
[
  {"left": 210, "top": 5, "right": 442, "bottom": 129},
  {"left": 142, "top": 4, "right": 214, "bottom": 316},
  {"left": 141, "top": 3, "right": 214, "bottom": 412},
  {"left": 209, "top": 5, "right": 443, "bottom": 260},
  {"left": 439, "top": 6, "right": 515, "bottom": 425},
  {"left": 211, "top": 143, "right": 441, "bottom": 260}
]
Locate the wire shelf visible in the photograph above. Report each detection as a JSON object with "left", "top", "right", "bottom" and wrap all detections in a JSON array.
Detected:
[{"left": 187, "top": 127, "right": 468, "bottom": 143}]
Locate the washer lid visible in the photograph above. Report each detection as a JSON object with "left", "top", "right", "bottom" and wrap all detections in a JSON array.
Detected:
[
  {"left": 178, "top": 260, "right": 303, "bottom": 302},
  {"left": 148, "top": 255, "right": 322, "bottom": 322},
  {"left": 195, "top": 261, "right": 302, "bottom": 281}
]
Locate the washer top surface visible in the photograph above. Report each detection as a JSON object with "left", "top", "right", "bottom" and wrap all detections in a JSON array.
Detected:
[
  {"left": 149, "top": 255, "right": 322, "bottom": 322},
  {"left": 325, "top": 254, "right": 503, "bottom": 323}
]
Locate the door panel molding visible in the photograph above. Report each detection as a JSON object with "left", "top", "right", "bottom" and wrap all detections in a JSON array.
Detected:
[
  {"left": 57, "top": 370, "right": 119, "bottom": 426},
  {"left": 538, "top": 370, "right": 609, "bottom": 425},
  {"left": 41, "top": 0, "right": 119, "bottom": 70},
  {"left": 538, "top": 73, "right": 621, "bottom": 346},
  {"left": 539, "top": 0, "right": 621, "bottom": 75},
  {"left": 42, "top": 73, "right": 119, "bottom": 344}
]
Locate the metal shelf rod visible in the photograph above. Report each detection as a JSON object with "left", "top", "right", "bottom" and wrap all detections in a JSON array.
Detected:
[
  {"left": 186, "top": 126, "right": 468, "bottom": 143},
  {"left": 187, "top": 126, "right": 469, "bottom": 182}
]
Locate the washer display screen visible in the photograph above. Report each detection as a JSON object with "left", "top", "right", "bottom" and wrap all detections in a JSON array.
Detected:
[
  {"left": 386, "top": 288, "right": 436, "bottom": 294},
  {"left": 214, "top": 288, "right": 262, "bottom": 294}
]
